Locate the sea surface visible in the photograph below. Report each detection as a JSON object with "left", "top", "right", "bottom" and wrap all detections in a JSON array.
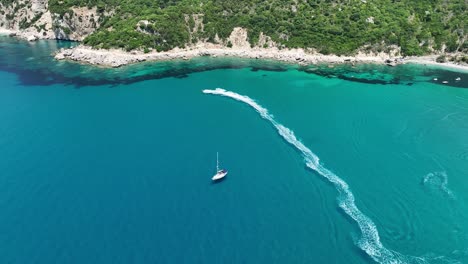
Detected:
[{"left": 1, "top": 36, "right": 468, "bottom": 264}]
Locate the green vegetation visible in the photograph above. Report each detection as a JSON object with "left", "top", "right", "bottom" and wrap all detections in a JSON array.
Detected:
[
  {"left": 19, "top": 12, "right": 43, "bottom": 29},
  {"left": 445, "top": 54, "right": 468, "bottom": 63},
  {"left": 0, "top": 0, "right": 15, "bottom": 6},
  {"left": 45, "top": 0, "right": 467, "bottom": 55}
]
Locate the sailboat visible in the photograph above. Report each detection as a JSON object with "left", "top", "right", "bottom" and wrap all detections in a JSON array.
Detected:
[{"left": 212, "top": 152, "right": 228, "bottom": 181}]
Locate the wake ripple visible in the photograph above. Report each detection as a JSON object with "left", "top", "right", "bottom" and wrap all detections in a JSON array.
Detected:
[
  {"left": 203, "top": 88, "right": 427, "bottom": 264},
  {"left": 422, "top": 171, "right": 455, "bottom": 199}
]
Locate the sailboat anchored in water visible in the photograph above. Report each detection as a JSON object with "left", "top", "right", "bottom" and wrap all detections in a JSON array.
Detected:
[{"left": 212, "top": 152, "right": 228, "bottom": 181}]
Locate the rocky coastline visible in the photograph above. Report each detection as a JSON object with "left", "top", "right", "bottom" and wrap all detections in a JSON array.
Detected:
[
  {"left": 0, "top": 28, "right": 41, "bottom": 41},
  {"left": 53, "top": 44, "right": 391, "bottom": 67},
  {"left": 53, "top": 44, "right": 468, "bottom": 72},
  {"left": 2, "top": 27, "right": 467, "bottom": 71}
]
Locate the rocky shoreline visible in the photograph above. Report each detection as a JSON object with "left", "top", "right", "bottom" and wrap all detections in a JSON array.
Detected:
[
  {"left": 404, "top": 55, "right": 468, "bottom": 72},
  {"left": 51, "top": 26, "right": 403, "bottom": 67},
  {"left": 53, "top": 44, "right": 468, "bottom": 72},
  {"left": 3, "top": 27, "right": 467, "bottom": 71},
  {"left": 0, "top": 28, "right": 51, "bottom": 41},
  {"left": 54, "top": 44, "right": 393, "bottom": 68}
]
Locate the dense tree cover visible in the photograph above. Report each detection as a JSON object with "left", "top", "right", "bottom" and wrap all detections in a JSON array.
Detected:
[
  {"left": 0, "top": 0, "right": 15, "bottom": 5},
  {"left": 46, "top": 0, "right": 467, "bottom": 55}
]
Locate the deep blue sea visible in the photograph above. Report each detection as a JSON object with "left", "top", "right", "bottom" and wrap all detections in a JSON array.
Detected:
[{"left": 1, "top": 36, "right": 468, "bottom": 264}]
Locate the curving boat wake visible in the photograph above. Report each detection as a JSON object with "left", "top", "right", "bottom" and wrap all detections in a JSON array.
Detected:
[{"left": 203, "top": 88, "right": 427, "bottom": 264}]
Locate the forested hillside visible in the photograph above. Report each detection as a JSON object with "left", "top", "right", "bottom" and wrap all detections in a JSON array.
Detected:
[{"left": 2, "top": 0, "right": 467, "bottom": 56}]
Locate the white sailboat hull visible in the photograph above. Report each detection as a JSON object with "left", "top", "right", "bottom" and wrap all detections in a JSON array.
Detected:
[{"left": 212, "top": 171, "right": 228, "bottom": 181}]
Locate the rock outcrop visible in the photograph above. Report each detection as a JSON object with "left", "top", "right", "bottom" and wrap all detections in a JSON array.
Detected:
[
  {"left": 228, "top": 27, "right": 250, "bottom": 49},
  {"left": 0, "top": 0, "right": 100, "bottom": 41}
]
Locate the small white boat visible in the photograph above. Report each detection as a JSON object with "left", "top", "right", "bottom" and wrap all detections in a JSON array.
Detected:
[
  {"left": 212, "top": 152, "right": 228, "bottom": 181},
  {"left": 455, "top": 77, "right": 461, "bottom": 81},
  {"left": 442, "top": 81, "right": 448, "bottom": 84},
  {"left": 433, "top": 78, "right": 438, "bottom": 81}
]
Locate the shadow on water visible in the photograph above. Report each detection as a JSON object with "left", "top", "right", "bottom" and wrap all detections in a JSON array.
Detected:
[
  {"left": 210, "top": 177, "right": 228, "bottom": 185},
  {"left": 251, "top": 65, "right": 288, "bottom": 72},
  {"left": 1, "top": 36, "right": 467, "bottom": 89},
  {"left": 0, "top": 59, "right": 244, "bottom": 88}
]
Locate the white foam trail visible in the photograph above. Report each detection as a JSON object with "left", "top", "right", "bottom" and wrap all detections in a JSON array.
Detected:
[
  {"left": 203, "top": 88, "right": 427, "bottom": 264},
  {"left": 423, "top": 171, "right": 455, "bottom": 199}
]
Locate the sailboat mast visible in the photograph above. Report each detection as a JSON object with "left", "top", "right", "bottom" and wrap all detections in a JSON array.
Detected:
[{"left": 216, "top": 152, "right": 219, "bottom": 171}]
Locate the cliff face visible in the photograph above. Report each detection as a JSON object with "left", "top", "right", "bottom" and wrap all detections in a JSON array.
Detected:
[
  {"left": 52, "top": 6, "right": 101, "bottom": 41},
  {"left": 0, "top": 0, "right": 99, "bottom": 41}
]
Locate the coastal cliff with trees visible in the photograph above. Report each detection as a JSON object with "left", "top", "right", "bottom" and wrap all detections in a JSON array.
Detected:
[{"left": 1, "top": 0, "right": 467, "bottom": 63}]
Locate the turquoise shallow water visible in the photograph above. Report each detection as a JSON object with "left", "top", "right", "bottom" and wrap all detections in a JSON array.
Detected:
[{"left": 1, "top": 36, "right": 468, "bottom": 263}]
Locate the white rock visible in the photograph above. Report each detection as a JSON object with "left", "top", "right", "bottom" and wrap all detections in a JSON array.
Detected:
[{"left": 27, "top": 35, "right": 37, "bottom": 41}]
